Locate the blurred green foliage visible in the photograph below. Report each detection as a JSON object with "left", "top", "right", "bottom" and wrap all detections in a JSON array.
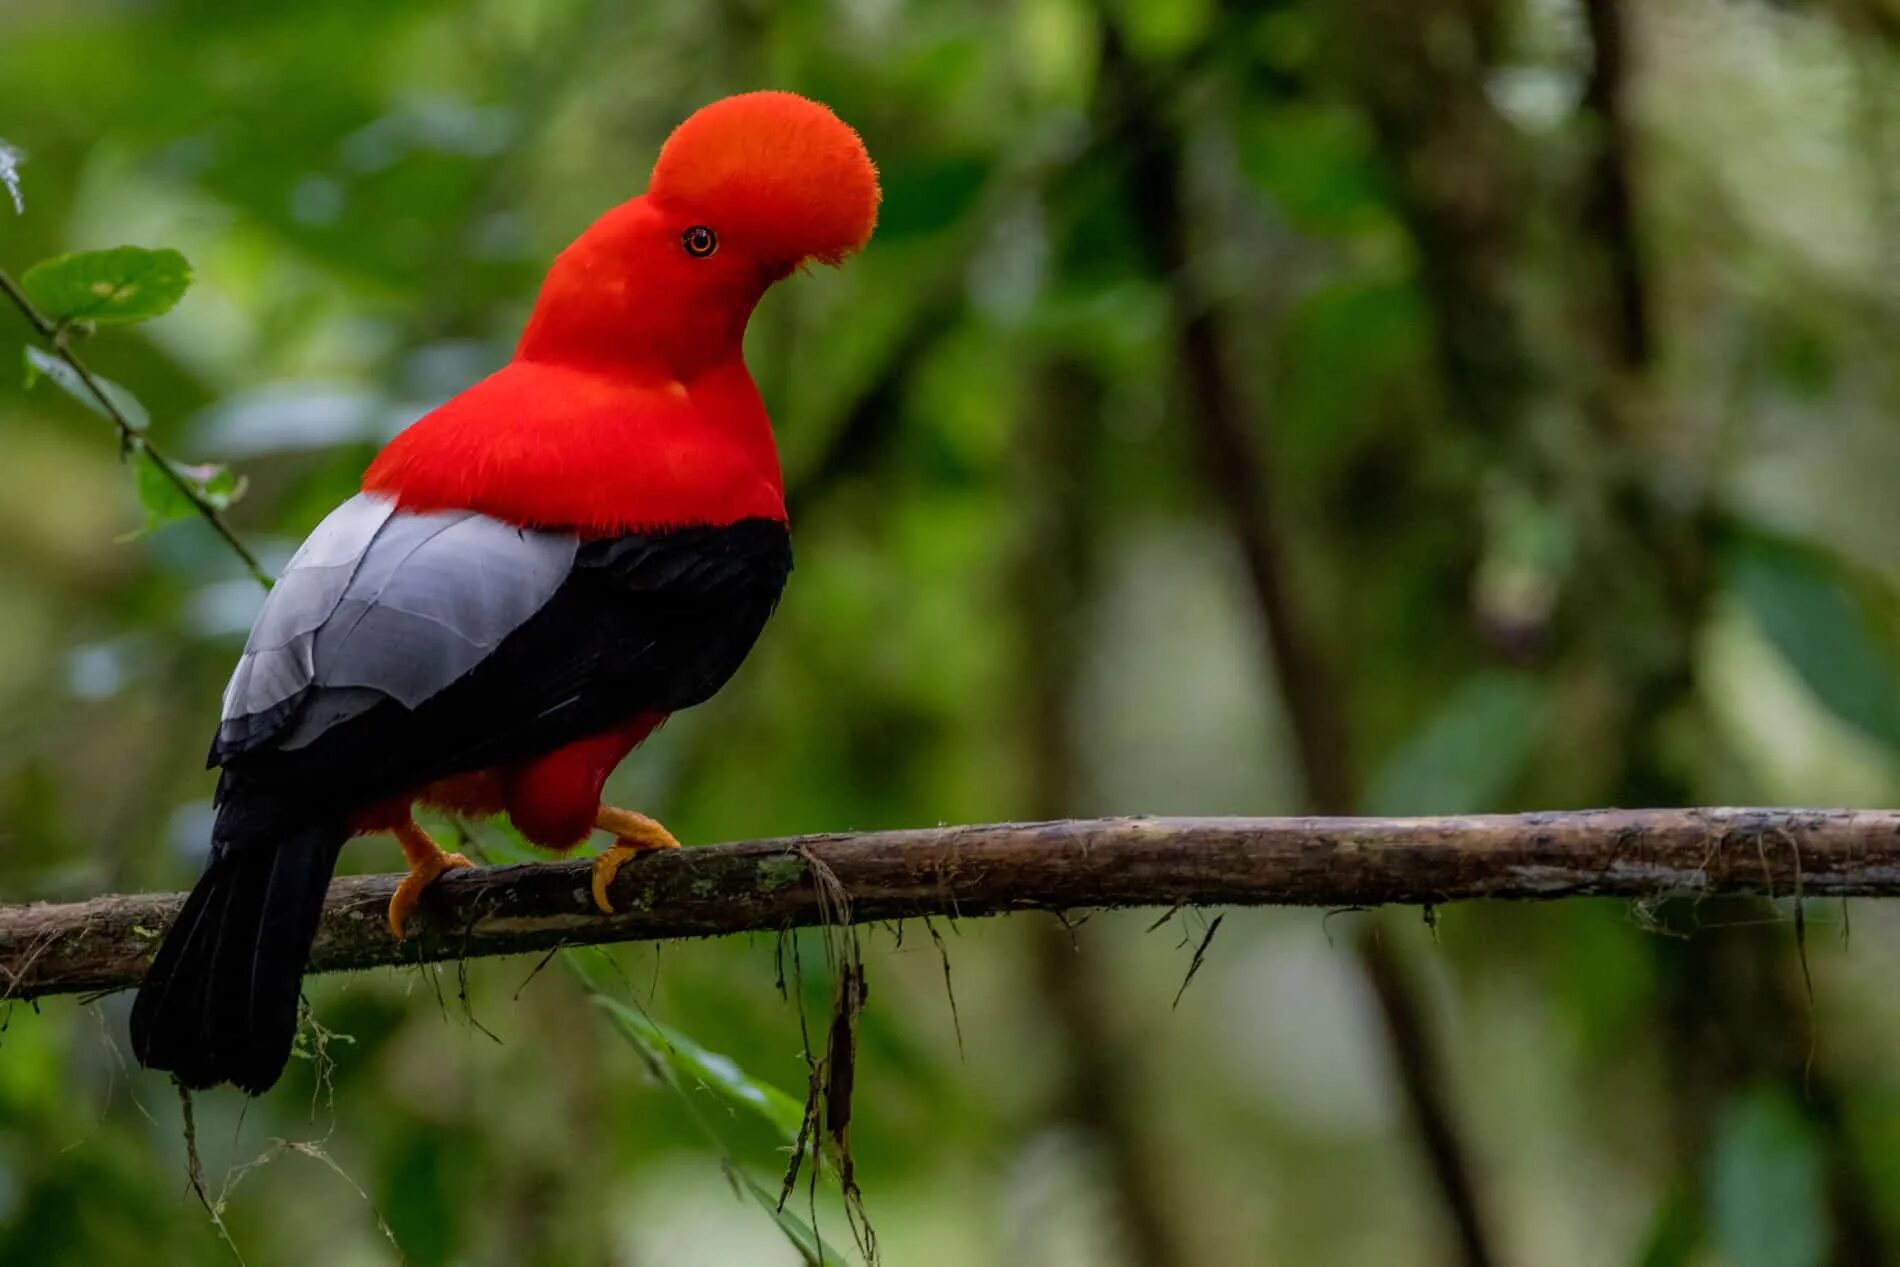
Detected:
[
  {"left": 6, "top": 0, "right": 1900, "bottom": 1264},
  {"left": 1709, "top": 1088, "right": 1826, "bottom": 1267}
]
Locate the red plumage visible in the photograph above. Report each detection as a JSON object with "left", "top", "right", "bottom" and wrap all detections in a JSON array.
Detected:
[
  {"left": 363, "top": 358, "right": 784, "bottom": 534},
  {"left": 360, "top": 91, "right": 877, "bottom": 845},
  {"left": 131, "top": 91, "right": 879, "bottom": 1094},
  {"left": 365, "top": 89, "right": 881, "bottom": 535}
]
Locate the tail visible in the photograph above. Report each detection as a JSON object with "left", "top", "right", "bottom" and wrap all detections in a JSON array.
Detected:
[{"left": 130, "top": 818, "right": 347, "bottom": 1095}]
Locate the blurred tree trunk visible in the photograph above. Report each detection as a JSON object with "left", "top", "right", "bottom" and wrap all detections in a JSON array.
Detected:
[
  {"left": 1580, "top": 6, "right": 1882, "bottom": 1261},
  {"left": 1572, "top": 9, "right": 1888, "bottom": 1259},
  {"left": 1330, "top": 0, "right": 1531, "bottom": 444},
  {"left": 1333, "top": 0, "right": 1893, "bottom": 1259},
  {"left": 1579, "top": 0, "right": 1653, "bottom": 372},
  {"left": 1012, "top": 356, "right": 1199, "bottom": 1267},
  {"left": 1101, "top": 22, "right": 1502, "bottom": 1267}
]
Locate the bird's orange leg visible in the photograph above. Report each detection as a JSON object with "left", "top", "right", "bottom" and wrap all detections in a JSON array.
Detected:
[
  {"left": 591, "top": 807, "right": 681, "bottom": 914},
  {"left": 387, "top": 819, "right": 474, "bottom": 940}
]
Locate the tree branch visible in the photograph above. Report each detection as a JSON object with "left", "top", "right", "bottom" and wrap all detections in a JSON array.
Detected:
[{"left": 2, "top": 808, "right": 1892, "bottom": 1003}]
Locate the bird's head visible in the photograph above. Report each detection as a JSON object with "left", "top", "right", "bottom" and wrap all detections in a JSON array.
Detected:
[{"left": 519, "top": 91, "right": 879, "bottom": 379}]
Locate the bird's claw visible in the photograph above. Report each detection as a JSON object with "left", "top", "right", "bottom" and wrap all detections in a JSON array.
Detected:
[
  {"left": 387, "top": 850, "right": 474, "bottom": 940},
  {"left": 590, "top": 810, "right": 681, "bottom": 914}
]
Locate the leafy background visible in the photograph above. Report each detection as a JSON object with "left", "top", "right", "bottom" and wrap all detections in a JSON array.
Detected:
[{"left": 5, "top": 0, "right": 1900, "bottom": 1264}]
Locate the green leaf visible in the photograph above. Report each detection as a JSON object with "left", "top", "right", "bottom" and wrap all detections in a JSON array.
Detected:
[
  {"left": 192, "top": 463, "right": 244, "bottom": 510},
  {"left": 21, "top": 246, "right": 192, "bottom": 325},
  {"left": 22, "top": 345, "right": 150, "bottom": 430},
  {"left": 729, "top": 1163, "right": 847, "bottom": 1267},
  {"left": 0, "top": 139, "right": 22, "bottom": 214},
  {"left": 134, "top": 457, "right": 245, "bottom": 530},
  {"left": 1368, "top": 672, "right": 1547, "bottom": 816},
  {"left": 595, "top": 996, "right": 805, "bottom": 1142},
  {"left": 455, "top": 822, "right": 847, "bottom": 1261},
  {"left": 1725, "top": 532, "right": 1900, "bottom": 750},
  {"left": 1709, "top": 1088, "right": 1825, "bottom": 1267},
  {"left": 135, "top": 457, "right": 196, "bottom": 527}
]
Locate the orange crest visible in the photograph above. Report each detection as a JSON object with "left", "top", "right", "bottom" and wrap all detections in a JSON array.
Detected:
[{"left": 649, "top": 91, "right": 880, "bottom": 267}]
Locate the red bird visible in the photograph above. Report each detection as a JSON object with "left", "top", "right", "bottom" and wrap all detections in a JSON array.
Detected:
[{"left": 130, "top": 92, "right": 880, "bottom": 1094}]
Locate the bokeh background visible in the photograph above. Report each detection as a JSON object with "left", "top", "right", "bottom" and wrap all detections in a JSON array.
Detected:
[{"left": 6, "top": 0, "right": 1900, "bottom": 1263}]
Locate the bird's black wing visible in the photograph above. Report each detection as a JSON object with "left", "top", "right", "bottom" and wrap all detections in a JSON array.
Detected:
[{"left": 210, "top": 498, "right": 790, "bottom": 844}]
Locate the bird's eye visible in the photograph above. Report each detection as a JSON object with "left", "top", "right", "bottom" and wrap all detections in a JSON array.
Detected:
[{"left": 682, "top": 225, "right": 718, "bottom": 258}]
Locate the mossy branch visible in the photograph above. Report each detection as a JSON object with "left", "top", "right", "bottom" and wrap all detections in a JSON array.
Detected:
[{"left": 1, "top": 808, "right": 1889, "bottom": 1001}]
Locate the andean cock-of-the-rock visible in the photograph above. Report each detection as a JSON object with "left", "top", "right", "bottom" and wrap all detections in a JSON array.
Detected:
[{"left": 130, "top": 91, "right": 880, "bottom": 1094}]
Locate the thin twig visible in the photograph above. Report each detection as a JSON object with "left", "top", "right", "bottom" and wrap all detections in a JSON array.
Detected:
[{"left": 0, "top": 266, "right": 271, "bottom": 587}]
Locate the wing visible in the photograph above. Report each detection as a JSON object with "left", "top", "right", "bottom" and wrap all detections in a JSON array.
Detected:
[
  {"left": 209, "top": 496, "right": 791, "bottom": 830},
  {"left": 214, "top": 494, "right": 580, "bottom": 761}
]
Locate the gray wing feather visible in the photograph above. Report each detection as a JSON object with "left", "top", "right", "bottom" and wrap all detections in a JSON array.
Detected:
[
  {"left": 218, "top": 493, "right": 396, "bottom": 727},
  {"left": 216, "top": 493, "right": 579, "bottom": 758}
]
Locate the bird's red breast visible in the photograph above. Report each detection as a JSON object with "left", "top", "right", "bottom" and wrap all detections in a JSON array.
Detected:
[{"left": 361, "top": 358, "right": 783, "bottom": 536}]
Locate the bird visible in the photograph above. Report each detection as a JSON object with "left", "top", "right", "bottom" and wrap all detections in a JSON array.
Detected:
[{"left": 129, "top": 91, "right": 880, "bottom": 1095}]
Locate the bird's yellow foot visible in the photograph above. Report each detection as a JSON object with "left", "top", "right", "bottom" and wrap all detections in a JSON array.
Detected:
[
  {"left": 591, "top": 807, "right": 681, "bottom": 914},
  {"left": 388, "top": 821, "right": 473, "bottom": 940}
]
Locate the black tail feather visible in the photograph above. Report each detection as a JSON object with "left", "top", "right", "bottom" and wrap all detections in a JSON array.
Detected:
[{"left": 131, "top": 820, "right": 346, "bottom": 1095}]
